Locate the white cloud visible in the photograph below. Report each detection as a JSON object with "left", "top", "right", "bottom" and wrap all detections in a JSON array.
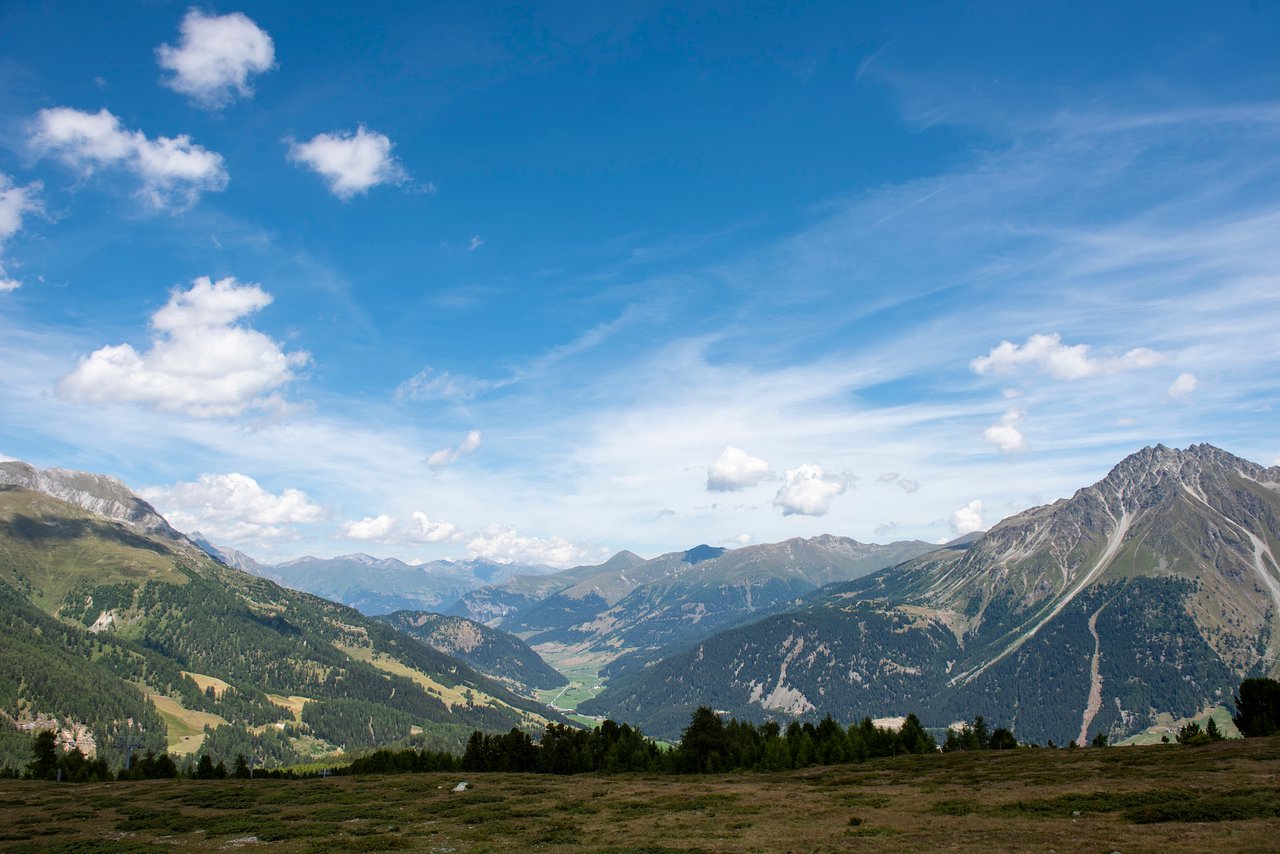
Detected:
[
  {"left": 970, "top": 333, "right": 1162, "bottom": 381},
  {"left": 30, "top": 108, "right": 227, "bottom": 208},
  {"left": 405, "top": 511, "right": 462, "bottom": 543},
  {"left": 983, "top": 409, "right": 1028, "bottom": 453},
  {"left": 58, "top": 276, "right": 308, "bottom": 417},
  {"left": 143, "top": 472, "right": 322, "bottom": 542},
  {"left": 468, "top": 235, "right": 484, "bottom": 252},
  {"left": 876, "top": 472, "right": 920, "bottom": 493},
  {"left": 336, "top": 510, "right": 461, "bottom": 544},
  {"left": 465, "top": 524, "right": 594, "bottom": 567},
  {"left": 157, "top": 9, "right": 275, "bottom": 109},
  {"left": 287, "top": 126, "right": 407, "bottom": 200},
  {"left": 949, "top": 500, "right": 986, "bottom": 536},
  {"left": 1167, "top": 372, "right": 1198, "bottom": 401},
  {"left": 396, "top": 367, "right": 513, "bottom": 402},
  {"left": 0, "top": 173, "right": 42, "bottom": 292},
  {"left": 772, "top": 464, "right": 853, "bottom": 516},
  {"left": 342, "top": 513, "right": 396, "bottom": 541},
  {"left": 706, "top": 445, "right": 771, "bottom": 492},
  {"left": 427, "top": 430, "right": 482, "bottom": 468}
]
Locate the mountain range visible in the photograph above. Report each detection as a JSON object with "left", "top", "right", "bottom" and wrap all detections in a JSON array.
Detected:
[
  {"left": 579, "top": 444, "right": 1280, "bottom": 743},
  {"left": 2, "top": 443, "right": 1276, "bottom": 763},
  {"left": 192, "top": 538, "right": 558, "bottom": 616},
  {"left": 0, "top": 461, "right": 562, "bottom": 771},
  {"left": 450, "top": 536, "right": 939, "bottom": 683}
]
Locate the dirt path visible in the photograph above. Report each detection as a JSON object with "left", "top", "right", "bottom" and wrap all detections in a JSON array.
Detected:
[{"left": 1077, "top": 604, "right": 1106, "bottom": 746}]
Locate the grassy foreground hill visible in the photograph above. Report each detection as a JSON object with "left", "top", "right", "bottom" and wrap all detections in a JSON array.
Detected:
[
  {"left": 1, "top": 735, "right": 1277, "bottom": 852},
  {"left": 0, "top": 474, "right": 562, "bottom": 771}
]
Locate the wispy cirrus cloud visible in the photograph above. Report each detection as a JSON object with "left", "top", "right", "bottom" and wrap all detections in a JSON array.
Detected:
[
  {"left": 396, "top": 367, "right": 509, "bottom": 402},
  {"left": 427, "top": 430, "right": 482, "bottom": 469}
]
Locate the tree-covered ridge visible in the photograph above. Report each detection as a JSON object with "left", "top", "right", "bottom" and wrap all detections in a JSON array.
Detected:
[
  {"left": 377, "top": 611, "right": 568, "bottom": 694},
  {"left": 584, "top": 577, "right": 1242, "bottom": 745},
  {"left": 0, "top": 485, "right": 566, "bottom": 772},
  {"left": 586, "top": 446, "right": 1280, "bottom": 744}
]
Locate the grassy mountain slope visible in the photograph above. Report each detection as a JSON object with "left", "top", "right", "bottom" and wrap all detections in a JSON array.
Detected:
[{"left": 0, "top": 475, "right": 565, "bottom": 770}]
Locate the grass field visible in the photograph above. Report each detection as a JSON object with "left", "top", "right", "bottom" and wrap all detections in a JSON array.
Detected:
[
  {"left": 142, "top": 692, "right": 227, "bottom": 755},
  {"left": 2, "top": 735, "right": 1278, "bottom": 852},
  {"left": 534, "top": 652, "right": 608, "bottom": 712}
]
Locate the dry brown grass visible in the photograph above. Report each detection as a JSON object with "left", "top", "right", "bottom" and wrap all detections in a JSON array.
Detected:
[{"left": 1, "top": 735, "right": 1278, "bottom": 852}]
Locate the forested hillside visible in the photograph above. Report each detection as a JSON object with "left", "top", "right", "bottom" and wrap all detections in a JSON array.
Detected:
[
  {"left": 584, "top": 445, "right": 1280, "bottom": 745},
  {"left": 0, "top": 478, "right": 564, "bottom": 772},
  {"left": 377, "top": 611, "right": 567, "bottom": 695}
]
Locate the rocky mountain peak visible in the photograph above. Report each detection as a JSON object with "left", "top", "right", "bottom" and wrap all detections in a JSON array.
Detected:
[
  {"left": 1079, "top": 443, "right": 1276, "bottom": 517},
  {"left": 0, "top": 459, "right": 186, "bottom": 541}
]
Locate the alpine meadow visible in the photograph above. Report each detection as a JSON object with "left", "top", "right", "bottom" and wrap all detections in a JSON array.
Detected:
[{"left": 1, "top": 3, "right": 1279, "bottom": 852}]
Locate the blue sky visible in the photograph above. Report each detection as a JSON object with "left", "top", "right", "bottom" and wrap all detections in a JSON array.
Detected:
[{"left": 1, "top": 2, "right": 1278, "bottom": 565}]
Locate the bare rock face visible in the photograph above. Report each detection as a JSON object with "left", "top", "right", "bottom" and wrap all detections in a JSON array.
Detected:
[
  {"left": 0, "top": 460, "right": 216, "bottom": 563},
  {"left": 0, "top": 461, "right": 185, "bottom": 539}
]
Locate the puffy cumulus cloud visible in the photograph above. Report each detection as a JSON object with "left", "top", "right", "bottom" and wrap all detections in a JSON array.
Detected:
[
  {"left": 405, "top": 511, "right": 462, "bottom": 544},
  {"left": 876, "top": 472, "right": 920, "bottom": 494},
  {"left": 1167, "top": 372, "right": 1198, "bottom": 401},
  {"left": 58, "top": 276, "right": 308, "bottom": 417},
  {"left": 706, "top": 445, "right": 771, "bottom": 492},
  {"left": 287, "top": 126, "right": 407, "bottom": 200},
  {"left": 0, "top": 173, "right": 43, "bottom": 292},
  {"left": 335, "top": 511, "right": 461, "bottom": 544},
  {"left": 342, "top": 514, "right": 396, "bottom": 541},
  {"left": 970, "top": 333, "right": 1162, "bottom": 381},
  {"left": 142, "top": 472, "right": 322, "bottom": 543},
  {"left": 772, "top": 464, "right": 854, "bottom": 516},
  {"left": 427, "top": 430, "right": 482, "bottom": 469},
  {"left": 465, "top": 524, "right": 594, "bottom": 567},
  {"left": 29, "top": 107, "right": 227, "bottom": 209},
  {"left": 983, "top": 409, "right": 1029, "bottom": 453},
  {"left": 949, "top": 500, "right": 986, "bottom": 536},
  {"left": 157, "top": 9, "right": 275, "bottom": 109}
]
